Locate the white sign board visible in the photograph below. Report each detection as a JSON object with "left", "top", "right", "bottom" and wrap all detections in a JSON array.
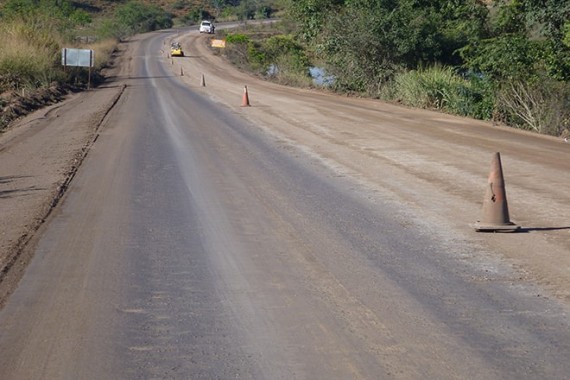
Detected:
[
  {"left": 61, "top": 48, "right": 94, "bottom": 68},
  {"left": 211, "top": 39, "right": 226, "bottom": 48}
]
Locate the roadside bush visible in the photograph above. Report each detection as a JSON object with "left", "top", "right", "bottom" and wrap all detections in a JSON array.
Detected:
[
  {"left": 497, "top": 79, "right": 570, "bottom": 136},
  {"left": 95, "top": 2, "right": 173, "bottom": 40},
  {"left": 389, "top": 66, "right": 495, "bottom": 119},
  {"left": 222, "top": 32, "right": 311, "bottom": 85},
  {"left": 95, "top": 18, "right": 127, "bottom": 41},
  {"left": 88, "top": 39, "right": 118, "bottom": 71},
  {"left": 114, "top": 1, "right": 173, "bottom": 38},
  {"left": 256, "top": 6, "right": 274, "bottom": 19},
  {"left": 1, "top": 0, "right": 92, "bottom": 31},
  {"left": 268, "top": 54, "right": 313, "bottom": 87},
  {"left": 225, "top": 33, "right": 250, "bottom": 44},
  {"left": 459, "top": 36, "right": 544, "bottom": 82},
  {"left": 171, "top": 0, "right": 189, "bottom": 11},
  {"left": 180, "top": 9, "right": 212, "bottom": 25},
  {"left": 392, "top": 66, "right": 465, "bottom": 109},
  {"left": 0, "top": 20, "right": 63, "bottom": 91},
  {"left": 264, "top": 35, "right": 309, "bottom": 73},
  {"left": 461, "top": 73, "right": 496, "bottom": 120},
  {"left": 218, "top": 8, "right": 239, "bottom": 22},
  {"left": 223, "top": 34, "right": 253, "bottom": 70}
]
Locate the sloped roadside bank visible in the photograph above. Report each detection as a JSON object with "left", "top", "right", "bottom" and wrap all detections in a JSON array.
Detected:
[
  {"left": 1, "top": 85, "right": 68, "bottom": 132},
  {"left": 0, "top": 42, "right": 130, "bottom": 307}
]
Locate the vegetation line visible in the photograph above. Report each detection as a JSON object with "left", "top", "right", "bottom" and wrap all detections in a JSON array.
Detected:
[{"left": 1, "top": 0, "right": 569, "bottom": 137}]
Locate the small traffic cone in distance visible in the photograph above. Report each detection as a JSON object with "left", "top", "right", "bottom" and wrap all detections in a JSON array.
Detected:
[
  {"left": 201, "top": 74, "right": 206, "bottom": 87},
  {"left": 241, "top": 85, "right": 250, "bottom": 107},
  {"left": 474, "top": 152, "right": 520, "bottom": 232}
]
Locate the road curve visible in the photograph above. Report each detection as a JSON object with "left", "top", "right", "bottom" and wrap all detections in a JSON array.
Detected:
[{"left": 0, "top": 29, "right": 569, "bottom": 379}]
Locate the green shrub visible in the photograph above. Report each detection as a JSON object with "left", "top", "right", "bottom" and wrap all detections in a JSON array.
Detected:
[
  {"left": 95, "top": 18, "right": 126, "bottom": 40},
  {"left": 247, "top": 41, "right": 266, "bottom": 71},
  {"left": 226, "top": 33, "right": 250, "bottom": 44},
  {"left": 263, "top": 35, "right": 309, "bottom": 74},
  {"left": 171, "top": 0, "right": 189, "bottom": 11},
  {"left": 390, "top": 66, "right": 495, "bottom": 119},
  {"left": 113, "top": 1, "right": 173, "bottom": 38},
  {"left": 223, "top": 34, "right": 252, "bottom": 70},
  {"left": 180, "top": 9, "right": 211, "bottom": 25}
]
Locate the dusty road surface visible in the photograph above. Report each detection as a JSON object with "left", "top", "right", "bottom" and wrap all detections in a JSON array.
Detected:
[{"left": 0, "top": 26, "right": 570, "bottom": 379}]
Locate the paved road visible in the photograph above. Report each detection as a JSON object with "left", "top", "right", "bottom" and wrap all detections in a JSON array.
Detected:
[{"left": 0, "top": 30, "right": 569, "bottom": 379}]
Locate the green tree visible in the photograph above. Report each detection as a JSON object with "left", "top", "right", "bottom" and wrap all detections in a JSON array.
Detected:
[
  {"left": 285, "top": 0, "right": 346, "bottom": 41},
  {"left": 523, "top": 0, "right": 570, "bottom": 80},
  {"left": 114, "top": 1, "right": 173, "bottom": 36},
  {"left": 1, "top": 0, "right": 92, "bottom": 29},
  {"left": 461, "top": 0, "right": 570, "bottom": 81},
  {"left": 315, "top": 0, "right": 488, "bottom": 92}
]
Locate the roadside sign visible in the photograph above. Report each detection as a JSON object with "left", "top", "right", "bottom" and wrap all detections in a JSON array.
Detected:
[
  {"left": 61, "top": 48, "right": 94, "bottom": 68},
  {"left": 61, "top": 48, "right": 95, "bottom": 90},
  {"left": 211, "top": 39, "right": 226, "bottom": 48}
]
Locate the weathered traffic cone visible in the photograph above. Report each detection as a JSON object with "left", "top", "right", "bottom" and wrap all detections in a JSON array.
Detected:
[
  {"left": 201, "top": 74, "right": 206, "bottom": 87},
  {"left": 241, "top": 85, "right": 250, "bottom": 107},
  {"left": 474, "top": 152, "right": 520, "bottom": 232}
]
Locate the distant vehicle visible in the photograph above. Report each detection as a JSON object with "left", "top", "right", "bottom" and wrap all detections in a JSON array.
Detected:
[
  {"left": 199, "top": 20, "right": 215, "bottom": 34},
  {"left": 170, "top": 42, "right": 184, "bottom": 57}
]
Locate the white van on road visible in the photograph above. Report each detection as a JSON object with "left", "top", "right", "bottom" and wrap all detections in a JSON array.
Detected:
[{"left": 199, "top": 20, "right": 215, "bottom": 34}]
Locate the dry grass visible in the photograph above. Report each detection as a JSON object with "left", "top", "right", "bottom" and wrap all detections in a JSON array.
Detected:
[
  {"left": 86, "top": 38, "right": 118, "bottom": 70},
  {"left": 0, "top": 20, "right": 64, "bottom": 91},
  {"left": 0, "top": 17, "right": 118, "bottom": 92}
]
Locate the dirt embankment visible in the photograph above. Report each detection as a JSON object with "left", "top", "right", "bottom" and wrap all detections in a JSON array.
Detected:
[{"left": 1, "top": 85, "right": 69, "bottom": 131}]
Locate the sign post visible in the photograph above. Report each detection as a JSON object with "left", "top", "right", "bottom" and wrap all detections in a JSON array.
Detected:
[{"left": 61, "top": 48, "right": 95, "bottom": 90}]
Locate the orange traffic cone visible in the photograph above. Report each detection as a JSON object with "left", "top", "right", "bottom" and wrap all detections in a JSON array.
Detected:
[
  {"left": 474, "top": 152, "right": 520, "bottom": 232},
  {"left": 201, "top": 74, "right": 206, "bottom": 87},
  {"left": 241, "top": 85, "right": 250, "bottom": 107}
]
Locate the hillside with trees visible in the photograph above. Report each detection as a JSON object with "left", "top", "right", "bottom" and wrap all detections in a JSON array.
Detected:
[
  {"left": 1, "top": 0, "right": 569, "bottom": 136},
  {"left": 0, "top": 0, "right": 280, "bottom": 129}
]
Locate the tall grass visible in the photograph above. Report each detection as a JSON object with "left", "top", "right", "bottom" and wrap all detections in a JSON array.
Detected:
[
  {"left": 392, "top": 66, "right": 463, "bottom": 109},
  {"left": 389, "top": 66, "right": 495, "bottom": 120},
  {"left": 88, "top": 39, "right": 118, "bottom": 71},
  {"left": 0, "top": 16, "right": 119, "bottom": 94},
  {"left": 0, "top": 19, "right": 65, "bottom": 91}
]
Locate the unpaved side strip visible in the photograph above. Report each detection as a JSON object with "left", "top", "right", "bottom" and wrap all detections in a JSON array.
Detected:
[
  {"left": 174, "top": 31, "right": 570, "bottom": 303},
  {"left": 0, "top": 83, "right": 126, "bottom": 307}
]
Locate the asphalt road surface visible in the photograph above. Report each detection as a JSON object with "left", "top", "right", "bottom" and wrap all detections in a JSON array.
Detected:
[{"left": 1, "top": 28, "right": 570, "bottom": 379}]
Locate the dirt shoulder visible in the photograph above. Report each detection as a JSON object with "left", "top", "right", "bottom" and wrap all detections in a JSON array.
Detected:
[
  {"left": 0, "top": 40, "right": 133, "bottom": 306},
  {"left": 174, "top": 31, "right": 570, "bottom": 303}
]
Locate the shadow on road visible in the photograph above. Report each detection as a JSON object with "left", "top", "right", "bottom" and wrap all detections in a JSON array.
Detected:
[{"left": 517, "top": 226, "right": 570, "bottom": 233}]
